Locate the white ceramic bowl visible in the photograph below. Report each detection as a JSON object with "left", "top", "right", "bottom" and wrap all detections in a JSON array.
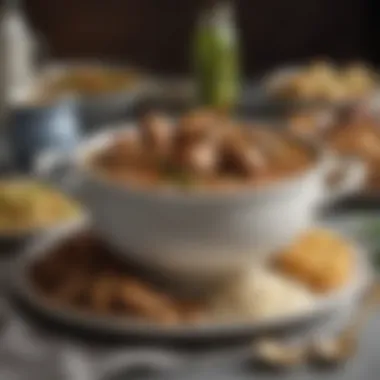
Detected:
[{"left": 35, "top": 124, "right": 367, "bottom": 282}]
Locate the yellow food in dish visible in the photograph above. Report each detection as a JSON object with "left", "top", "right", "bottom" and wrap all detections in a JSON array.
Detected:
[
  {"left": 274, "top": 229, "right": 354, "bottom": 294},
  {"left": 0, "top": 180, "right": 81, "bottom": 232}
]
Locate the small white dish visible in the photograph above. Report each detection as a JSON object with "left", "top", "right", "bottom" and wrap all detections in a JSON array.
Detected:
[{"left": 11, "top": 220, "right": 373, "bottom": 340}]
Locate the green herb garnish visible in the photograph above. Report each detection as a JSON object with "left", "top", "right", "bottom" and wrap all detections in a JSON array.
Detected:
[{"left": 161, "top": 163, "right": 195, "bottom": 189}]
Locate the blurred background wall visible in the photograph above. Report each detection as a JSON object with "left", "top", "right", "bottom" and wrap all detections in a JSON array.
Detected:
[{"left": 25, "top": 0, "right": 373, "bottom": 75}]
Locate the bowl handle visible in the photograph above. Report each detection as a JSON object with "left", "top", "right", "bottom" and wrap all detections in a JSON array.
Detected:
[
  {"left": 33, "top": 149, "right": 81, "bottom": 199},
  {"left": 319, "top": 155, "right": 368, "bottom": 206}
]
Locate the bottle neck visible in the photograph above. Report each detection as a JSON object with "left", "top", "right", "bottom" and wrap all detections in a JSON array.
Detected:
[{"left": 200, "top": 1, "right": 234, "bottom": 30}]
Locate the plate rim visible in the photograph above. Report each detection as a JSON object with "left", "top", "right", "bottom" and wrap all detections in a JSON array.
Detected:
[{"left": 11, "top": 220, "right": 373, "bottom": 339}]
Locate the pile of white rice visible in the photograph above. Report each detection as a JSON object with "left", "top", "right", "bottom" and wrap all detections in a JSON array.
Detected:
[{"left": 210, "top": 266, "right": 316, "bottom": 321}]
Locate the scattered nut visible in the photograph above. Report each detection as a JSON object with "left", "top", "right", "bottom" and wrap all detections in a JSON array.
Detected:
[
  {"left": 308, "top": 337, "right": 354, "bottom": 366},
  {"left": 252, "top": 339, "right": 306, "bottom": 369}
]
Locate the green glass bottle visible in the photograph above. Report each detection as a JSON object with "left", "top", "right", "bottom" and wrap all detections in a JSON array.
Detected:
[{"left": 193, "top": 0, "right": 240, "bottom": 110}]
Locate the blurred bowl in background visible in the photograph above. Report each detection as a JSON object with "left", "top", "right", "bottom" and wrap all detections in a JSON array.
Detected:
[
  {"left": 261, "top": 61, "right": 378, "bottom": 114},
  {"left": 35, "top": 61, "right": 158, "bottom": 128}
]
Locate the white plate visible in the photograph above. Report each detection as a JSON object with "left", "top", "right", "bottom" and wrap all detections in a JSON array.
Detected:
[{"left": 11, "top": 220, "right": 373, "bottom": 340}]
